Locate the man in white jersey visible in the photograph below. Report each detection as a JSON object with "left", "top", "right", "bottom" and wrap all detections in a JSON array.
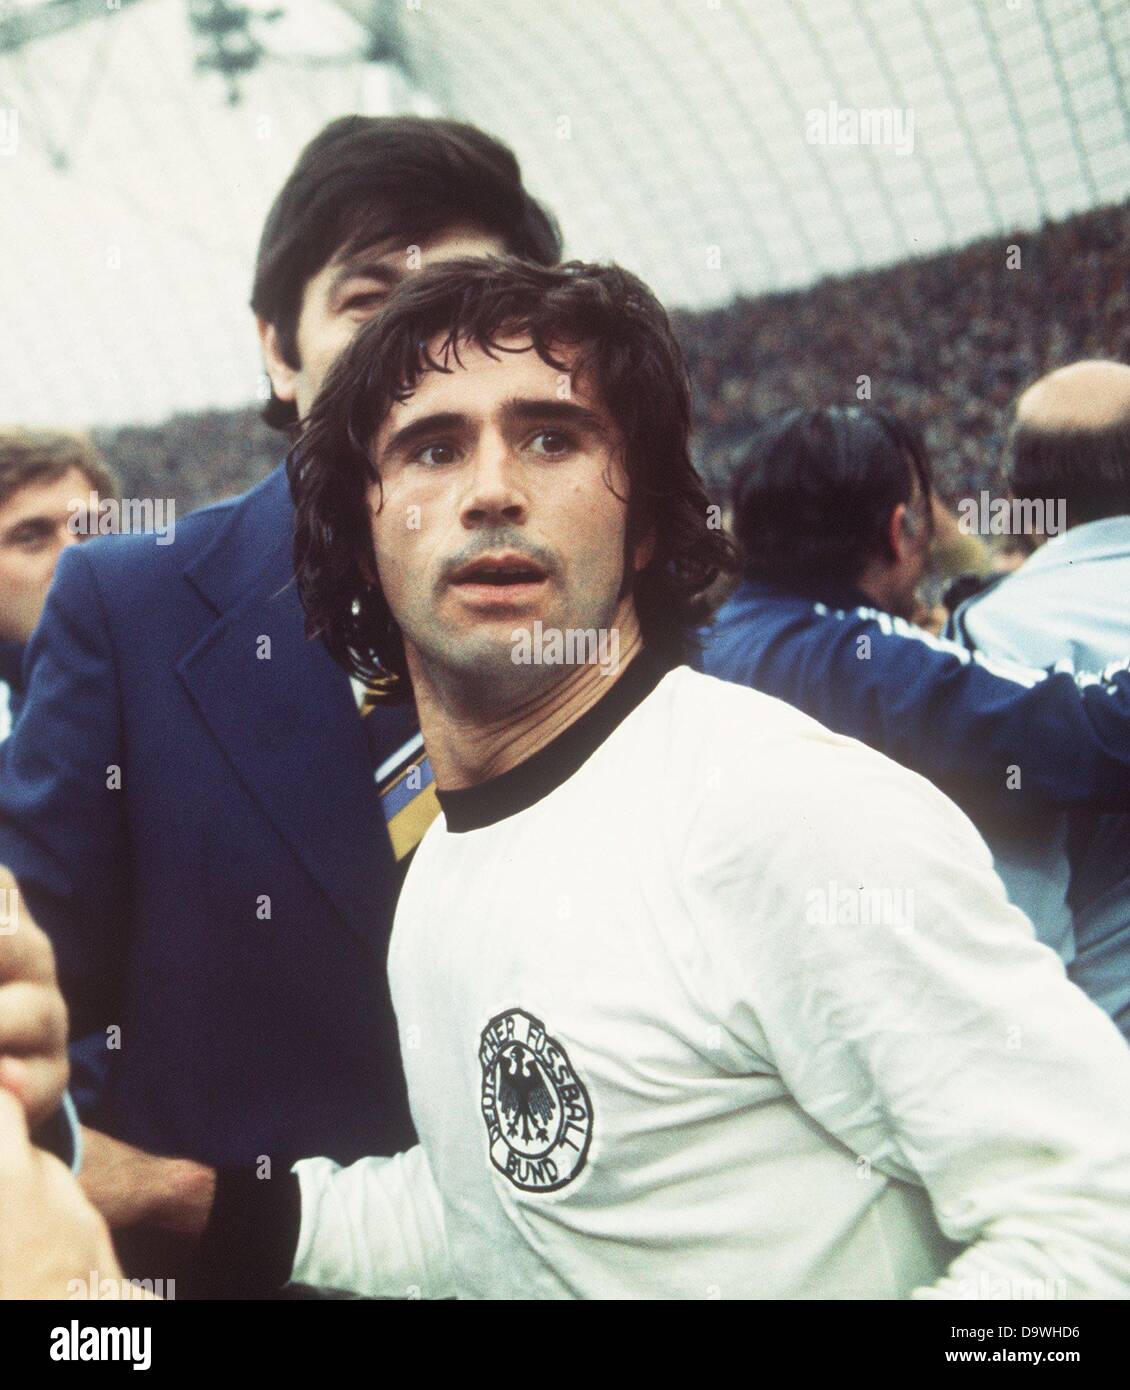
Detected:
[{"left": 195, "top": 258, "right": 1130, "bottom": 1298}]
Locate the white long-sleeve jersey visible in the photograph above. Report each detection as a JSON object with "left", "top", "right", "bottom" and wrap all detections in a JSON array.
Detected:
[{"left": 291, "top": 660, "right": 1130, "bottom": 1300}]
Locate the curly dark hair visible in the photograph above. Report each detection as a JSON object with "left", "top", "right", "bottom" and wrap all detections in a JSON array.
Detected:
[{"left": 289, "top": 256, "right": 737, "bottom": 697}]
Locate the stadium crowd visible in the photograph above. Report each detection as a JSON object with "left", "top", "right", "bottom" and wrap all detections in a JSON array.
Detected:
[
  {"left": 0, "top": 114, "right": 1128, "bottom": 1304},
  {"left": 87, "top": 204, "right": 1130, "bottom": 520},
  {"left": 679, "top": 201, "right": 1130, "bottom": 505}
]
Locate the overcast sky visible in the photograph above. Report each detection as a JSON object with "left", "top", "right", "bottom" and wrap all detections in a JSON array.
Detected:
[{"left": 1, "top": 0, "right": 1126, "bottom": 428}]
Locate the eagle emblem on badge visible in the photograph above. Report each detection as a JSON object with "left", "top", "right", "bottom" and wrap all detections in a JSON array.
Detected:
[{"left": 479, "top": 1009, "right": 594, "bottom": 1193}]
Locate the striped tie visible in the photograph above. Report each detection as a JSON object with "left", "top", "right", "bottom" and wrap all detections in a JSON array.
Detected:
[{"left": 361, "top": 693, "right": 440, "bottom": 861}]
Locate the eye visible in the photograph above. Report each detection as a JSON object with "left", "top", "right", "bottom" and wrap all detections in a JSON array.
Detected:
[
  {"left": 8, "top": 525, "right": 51, "bottom": 549},
  {"left": 414, "top": 442, "right": 460, "bottom": 468},
  {"left": 342, "top": 292, "right": 388, "bottom": 315},
  {"left": 527, "top": 430, "right": 574, "bottom": 458}
]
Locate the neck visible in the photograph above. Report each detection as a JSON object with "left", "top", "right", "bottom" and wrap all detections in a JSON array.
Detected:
[
  {"left": 407, "top": 601, "right": 646, "bottom": 790},
  {"left": 854, "top": 560, "right": 914, "bottom": 619}
]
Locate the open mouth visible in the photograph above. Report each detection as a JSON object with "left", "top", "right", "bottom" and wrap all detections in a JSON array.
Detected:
[{"left": 450, "top": 554, "right": 548, "bottom": 588}]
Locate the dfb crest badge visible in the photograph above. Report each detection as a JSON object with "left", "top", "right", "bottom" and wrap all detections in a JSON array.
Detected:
[{"left": 479, "top": 1009, "right": 593, "bottom": 1193}]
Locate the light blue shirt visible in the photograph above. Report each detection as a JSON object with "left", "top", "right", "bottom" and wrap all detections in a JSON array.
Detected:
[
  {"left": 955, "top": 516, "right": 1130, "bottom": 1035},
  {"left": 961, "top": 517, "right": 1130, "bottom": 671}
]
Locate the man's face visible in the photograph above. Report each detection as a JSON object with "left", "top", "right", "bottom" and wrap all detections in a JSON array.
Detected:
[
  {"left": 260, "top": 223, "right": 508, "bottom": 420},
  {"left": 369, "top": 337, "right": 647, "bottom": 699},
  {"left": 0, "top": 467, "right": 92, "bottom": 643}
]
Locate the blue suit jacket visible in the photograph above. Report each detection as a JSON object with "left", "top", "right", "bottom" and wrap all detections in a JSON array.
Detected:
[{"left": 0, "top": 466, "right": 418, "bottom": 1170}]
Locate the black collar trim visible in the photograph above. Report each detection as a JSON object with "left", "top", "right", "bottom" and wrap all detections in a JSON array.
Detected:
[{"left": 436, "top": 649, "right": 671, "bottom": 833}]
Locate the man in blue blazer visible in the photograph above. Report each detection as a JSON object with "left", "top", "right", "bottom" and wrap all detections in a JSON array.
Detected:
[{"left": 0, "top": 115, "right": 560, "bottom": 1287}]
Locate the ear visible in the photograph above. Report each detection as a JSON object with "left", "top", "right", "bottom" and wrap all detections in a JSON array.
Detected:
[
  {"left": 887, "top": 502, "right": 910, "bottom": 562},
  {"left": 257, "top": 317, "right": 298, "bottom": 404}
]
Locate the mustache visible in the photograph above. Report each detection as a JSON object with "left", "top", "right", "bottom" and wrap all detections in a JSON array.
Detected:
[{"left": 440, "top": 533, "right": 558, "bottom": 584}]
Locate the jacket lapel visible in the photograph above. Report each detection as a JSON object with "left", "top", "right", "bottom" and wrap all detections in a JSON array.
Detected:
[{"left": 175, "top": 468, "right": 411, "bottom": 951}]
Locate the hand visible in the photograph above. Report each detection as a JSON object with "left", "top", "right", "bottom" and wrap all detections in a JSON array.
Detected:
[
  {"left": 80, "top": 1126, "right": 216, "bottom": 1239},
  {"left": 0, "top": 866, "right": 69, "bottom": 1131},
  {"left": 0, "top": 1088, "right": 122, "bottom": 1298}
]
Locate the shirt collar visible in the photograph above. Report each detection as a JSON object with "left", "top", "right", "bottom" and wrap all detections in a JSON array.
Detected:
[
  {"left": 1019, "top": 516, "right": 1130, "bottom": 572},
  {"left": 436, "top": 648, "right": 671, "bottom": 833}
]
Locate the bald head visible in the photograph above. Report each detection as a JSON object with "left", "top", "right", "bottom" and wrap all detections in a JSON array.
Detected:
[
  {"left": 1009, "top": 359, "right": 1130, "bottom": 528},
  {"left": 1017, "top": 360, "right": 1130, "bottom": 434}
]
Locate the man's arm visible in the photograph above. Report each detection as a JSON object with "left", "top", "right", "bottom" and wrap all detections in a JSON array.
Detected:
[
  {"left": 286, "top": 1146, "right": 454, "bottom": 1298},
  {"left": 77, "top": 1133, "right": 454, "bottom": 1300},
  {"left": 685, "top": 733, "right": 1130, "bottom": 1297},
  {"left": 727, "top": 598, "right": 1130, "bottom": 814},
  {"left": 78, "top": 1126, "right": 215, "bottom": 1237}
]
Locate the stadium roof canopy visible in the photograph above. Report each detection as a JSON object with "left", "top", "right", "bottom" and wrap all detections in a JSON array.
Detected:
[{"left": 2, "top": 0, "right": 1127, "bottom": 426}]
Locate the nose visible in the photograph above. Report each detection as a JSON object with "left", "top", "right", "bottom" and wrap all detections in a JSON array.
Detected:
[{"left": 460, "top": 430, "right": 527, "bottom": 530}]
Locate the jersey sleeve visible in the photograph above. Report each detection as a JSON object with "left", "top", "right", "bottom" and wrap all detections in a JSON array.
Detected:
[
  {"left": 745, "top": 600, "right": 1130, "bottom": 814},
  {"left": 680, "top": 715, "right": 1130, "bottom": 1298},
  {"left": 290, "top": 1144, "right": 455, "bottom": 1300}
]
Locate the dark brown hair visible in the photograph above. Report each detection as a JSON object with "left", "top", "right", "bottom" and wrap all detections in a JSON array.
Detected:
[
  {"left": 289, "top": 256, "right": 737, "bottom": 695},
  {"left": 0, "top": 428, "right": 119, "bottom": 509},
  {"left": 252, "top": 115, "right": 561, "bottom": 430},
  {"left": 731, "top": 405, "right": 934, "bottom": 589}
]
